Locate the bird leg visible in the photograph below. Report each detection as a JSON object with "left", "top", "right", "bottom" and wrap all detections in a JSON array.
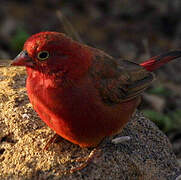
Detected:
[
  {"left": 68, "top": 135, "right": 131, "bottom": 173},
  {"left": 69, "top": 147, "right": 101, "bottom": 174},
  {"left": 45, "top": 134, "right": 131, "bottom": 173},
  {"left": 44, "top": 133, "right": 61, "bottom": 150}
]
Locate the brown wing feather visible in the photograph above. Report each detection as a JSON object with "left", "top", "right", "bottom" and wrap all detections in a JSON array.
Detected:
[{"left": 89, "top": 49, "right": 155, "bottom": 105}]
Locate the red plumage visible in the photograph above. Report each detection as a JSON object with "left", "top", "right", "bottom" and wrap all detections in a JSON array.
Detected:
[{"left": 11, "top": 32, "right": 181, "bottom": 147}]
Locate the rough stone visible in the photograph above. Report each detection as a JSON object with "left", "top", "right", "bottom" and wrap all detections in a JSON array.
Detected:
[{"left": 0, "top": 66, "right": 180, "bottom": 180}]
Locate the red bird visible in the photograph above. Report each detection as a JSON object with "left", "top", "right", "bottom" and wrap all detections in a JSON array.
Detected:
[{"left": 11, "top": 32, "right": 181, "bottom": 148}]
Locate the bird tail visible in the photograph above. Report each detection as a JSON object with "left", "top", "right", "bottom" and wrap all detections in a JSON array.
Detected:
[{"left": 140, "top": 51, "right": 181, "bottom": 72}]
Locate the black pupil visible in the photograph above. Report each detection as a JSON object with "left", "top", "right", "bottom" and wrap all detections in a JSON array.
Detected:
[
  {"left": 39, "top": 52, "right": 48, "bottom": 59},
  {"left": 24, "top": 51, "right": 28, "bottom": 56}
]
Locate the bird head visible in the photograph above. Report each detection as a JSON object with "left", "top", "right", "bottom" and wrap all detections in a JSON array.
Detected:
[{"left": 11, "top": 32, "right": 93, "bottom": 79}]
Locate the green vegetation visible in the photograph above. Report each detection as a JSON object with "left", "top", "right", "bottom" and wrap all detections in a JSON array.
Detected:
[
  {"left": 147, "top": 85, "right": 172, "bottom": 97},
  {"left": 10, "top": 28, "right": 29, "bottom": 52},
  {"left": 143, "top": 85, "right": 181, "bottom": 133},
  {"left": 143, "top": 109, "right": 181, "bottom": 133}
]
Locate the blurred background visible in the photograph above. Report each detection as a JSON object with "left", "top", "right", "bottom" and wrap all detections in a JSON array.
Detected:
[{"left": 0, "top": 0, "right": 181, "bottom": 161}]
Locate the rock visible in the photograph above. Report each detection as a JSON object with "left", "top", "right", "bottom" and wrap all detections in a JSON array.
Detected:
[{"left": 0, "top": 66, "right": 180, "bottom": 180}]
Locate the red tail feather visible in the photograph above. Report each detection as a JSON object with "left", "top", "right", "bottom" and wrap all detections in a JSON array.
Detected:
[{"left": 140, "top": 51, "right": 181, "bottom": 72}]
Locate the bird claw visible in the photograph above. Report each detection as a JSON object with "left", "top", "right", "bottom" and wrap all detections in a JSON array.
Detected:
[
  {"left": 68, "top": 148, "right": 101, "bottom": 173},
  {"left": 44, "top": 135, "right": 102, "bottom": 173},
  {"left": 67, "top": 136, "right": 130, "bottom": 173},
  {"left": 111, "top": 136, "right": 131, "bottom": 144}
]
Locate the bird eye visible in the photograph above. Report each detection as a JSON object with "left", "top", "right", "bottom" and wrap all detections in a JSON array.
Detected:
[{"left": 37, "top": 51, "right": 49, "bottom": 61}]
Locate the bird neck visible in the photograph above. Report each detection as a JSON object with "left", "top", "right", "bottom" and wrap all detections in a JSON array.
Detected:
[{"left": 26, "top": 66, "right": 79, "bottom": 89}]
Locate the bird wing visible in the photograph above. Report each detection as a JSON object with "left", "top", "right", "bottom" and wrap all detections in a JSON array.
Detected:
[{"left": 89, "top": 49, "right": 155, "bottom": 105}]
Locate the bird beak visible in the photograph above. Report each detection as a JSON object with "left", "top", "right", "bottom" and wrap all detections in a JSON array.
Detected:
[{"left": 11, "top": 50, "right": 34, "bottom": 67}]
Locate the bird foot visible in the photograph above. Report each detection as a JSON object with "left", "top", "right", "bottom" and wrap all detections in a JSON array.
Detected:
[
  {"left": 43, "top": 133, "right": 60, "bottom": 150},
  {"left": 68, "top": 147, "right": 101, "bottom": 173},
  {"left": 67, "top": 136, "right": 130, "bottom": 173},
  {"left": 111, "top": 136, "right": 131, "bottom": 144}
]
